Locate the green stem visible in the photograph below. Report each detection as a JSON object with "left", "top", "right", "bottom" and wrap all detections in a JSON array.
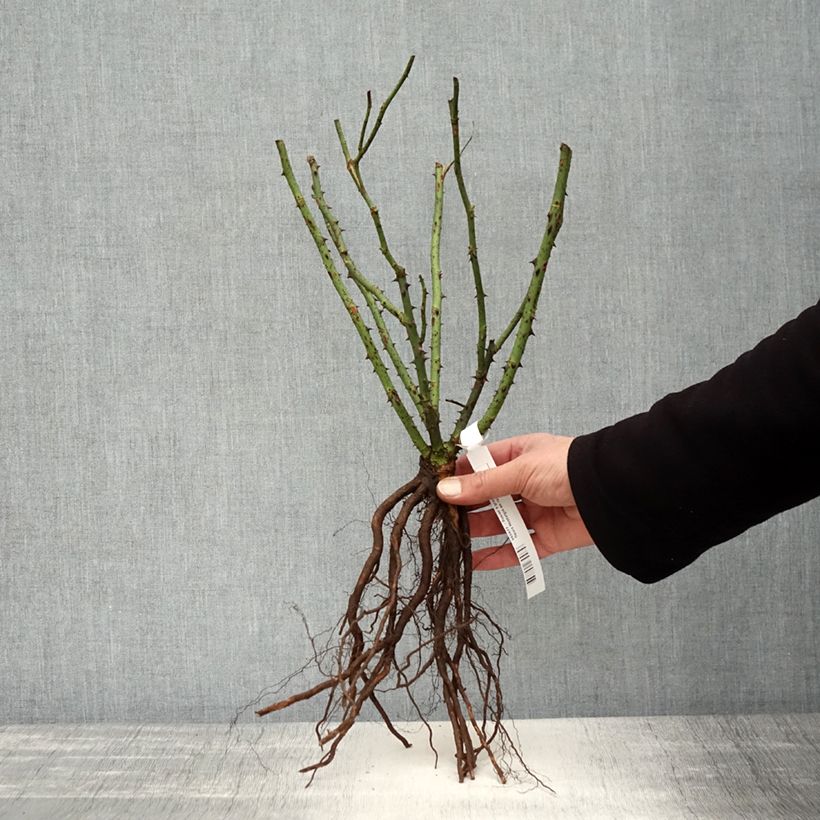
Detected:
[
  {"left": 451, "top": 307, "right": 524, "bottom": 440},
  {"left": 429, "top": 162, "right": 445, "bottom": 421},
  {"left": 448, "top": 77, "right": 487, "bottom": 373},
  {"left": 334, "top": 69, "right": 438, "bottom": 445},
  {"left": 493, "top": 303, "right": 524, "bottom": 353},
  {"left": 450, "top": 273, "right": 526, "bottom": 443},
  {"left": 339, "top": 147, "right": 429, "bottom": 399},
  {"left": 276, "top": 139, "right": 430, "bottom": 456},
  {"left": 305, "top": 157, "right": 405, "bottom": 325},
  {"left": 307, "top": 155, "right": 429, "bottom": 425},
  {"left": 452, "top": 356, "right": 493, "bottom": 440},
  {"left": 418, "top": 274, "right": 428, "bottom": 346},
  {"left": 357, "top": 90, "right": 373, "bottom": 155},
  {"left": 357, "top": 55, "right": 415, "bottom": 160},
  {"left": 476, "top": 143, "right": 572, "bottom": 435}
]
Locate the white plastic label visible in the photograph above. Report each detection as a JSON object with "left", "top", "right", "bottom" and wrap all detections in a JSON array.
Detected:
[{"left": 459, "top": 422, "right": 545, "bottom": 599}]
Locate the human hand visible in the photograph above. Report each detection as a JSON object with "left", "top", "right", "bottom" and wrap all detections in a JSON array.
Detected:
[{"left": 436, "top": 433, "right": 593, "bottom": 570}]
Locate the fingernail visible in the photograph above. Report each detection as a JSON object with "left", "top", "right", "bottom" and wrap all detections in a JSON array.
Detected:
[{"left": 438, "top": 478, "right": 461, "bottom": 497}]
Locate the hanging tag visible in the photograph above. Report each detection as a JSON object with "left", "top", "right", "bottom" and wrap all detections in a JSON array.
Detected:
[{"left": 458, "top": 422, "right": 545, "bottom": 599}]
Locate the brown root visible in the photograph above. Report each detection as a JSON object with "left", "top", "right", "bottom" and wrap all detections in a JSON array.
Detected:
[{"left": 253, "top": 458, "right": 553, "bottom": 791}]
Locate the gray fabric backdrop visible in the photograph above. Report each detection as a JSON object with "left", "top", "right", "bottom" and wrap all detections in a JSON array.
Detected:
[{"left": 1, "top": 0, "right": 818, "bottom": 724}]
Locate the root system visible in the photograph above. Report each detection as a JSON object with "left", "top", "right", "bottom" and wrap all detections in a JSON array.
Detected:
[{"left": 253, "top": 460, "right": 553, "bottom": 790}]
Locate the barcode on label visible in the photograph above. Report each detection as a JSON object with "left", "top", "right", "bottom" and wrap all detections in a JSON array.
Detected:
[{"left": 516, "top": 549, "right": 536, "bottom": 585}]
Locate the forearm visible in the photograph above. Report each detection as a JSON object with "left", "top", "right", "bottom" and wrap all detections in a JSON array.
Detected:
[{"left": 567, "top": 298, "right": 820, "bottom": 583}]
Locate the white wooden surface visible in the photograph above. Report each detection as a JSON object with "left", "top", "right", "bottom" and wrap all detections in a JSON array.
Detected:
[{"left": 0, "top": 714, "right": 818, "bottom": 818}]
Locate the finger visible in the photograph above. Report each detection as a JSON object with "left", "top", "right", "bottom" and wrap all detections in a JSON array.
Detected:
[
  {"left": 450, "top": 457, "right": 491, "bottom": 512},
  {"left": 480, "top": 435, "right": 534, "bottom": 465},
  {"left": 455, "top": 456, "right": 500, "bottom": 512},
  {"left": 454, "top": 455, "right": 471, "bottom": 477},
  {"left": 437, "top": 458, "right": 523, "bottom": 506},
  {"left": 471, "top": 542, "right": 518, "bottom": 571},
  {"left": 454, "top": 434, "right": 536, "bottom": 474},
  {"left": 446, "top": 455, "right": 487, "bottom": 512},
  {"left": 467, "top": 503, "right": 529, "bottom": 538}
]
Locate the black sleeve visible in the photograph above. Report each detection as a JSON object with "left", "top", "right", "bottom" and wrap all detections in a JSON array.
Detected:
[{"left": 566, "top": 298, "right": 820, "bottom": 584}]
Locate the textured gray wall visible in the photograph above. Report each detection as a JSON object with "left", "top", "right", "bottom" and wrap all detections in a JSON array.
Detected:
[{"left": 1, "top": 0, "right": 818, "bottom": 725}]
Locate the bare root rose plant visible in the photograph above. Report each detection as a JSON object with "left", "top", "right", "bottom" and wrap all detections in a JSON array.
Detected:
[{"left": 248, "top": 56, "right": 571, "bottom": 787}]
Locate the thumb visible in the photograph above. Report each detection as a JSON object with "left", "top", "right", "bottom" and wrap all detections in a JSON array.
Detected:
[{"left": 436, "top": 460, "right": 524, "bottom": 506}]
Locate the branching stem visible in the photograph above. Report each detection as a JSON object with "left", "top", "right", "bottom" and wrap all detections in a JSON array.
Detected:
[
  {"left": 357, "top": 55, "right": 415, "bottom": 160},
  {"left": 332, "top": 57, "right": 439, "bottom": 445},
  {"left": 307, "top": 156, "right": 429, "bottom": 425},
  {"left": 451, "top": 143, "right": 572, "bottom": 441},
  {"left": 476, "top": 143, "right": 572, "bottom": 434},
  {"left": 275, "top": 139, "right": 429, "bottom": 456}
]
